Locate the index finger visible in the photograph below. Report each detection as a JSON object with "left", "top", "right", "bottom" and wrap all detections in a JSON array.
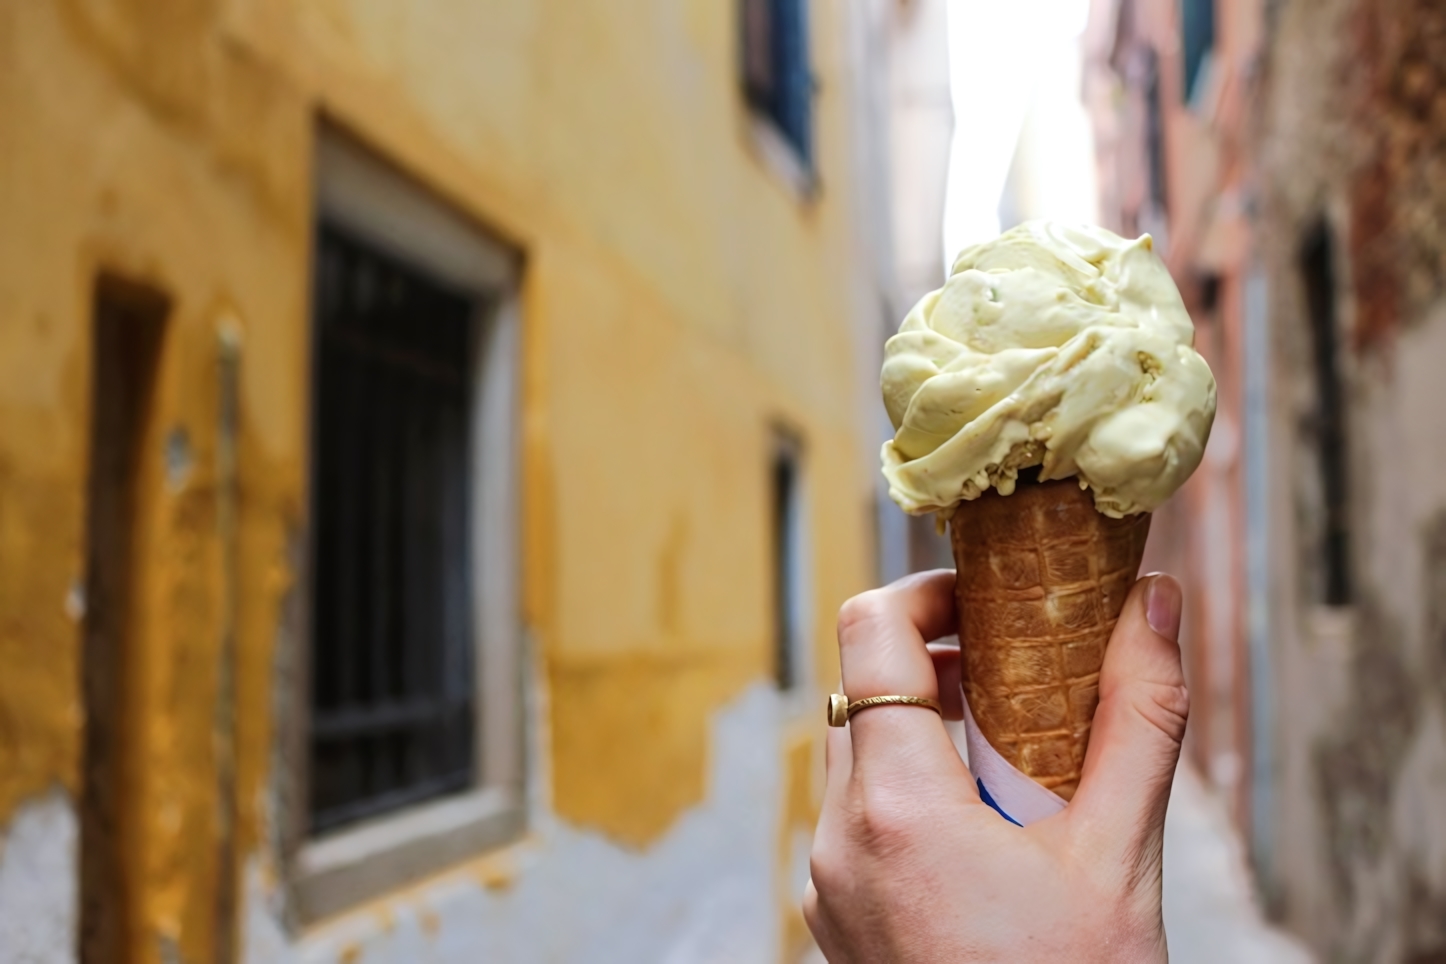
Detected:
[{"left": 836, "top": 570, "right": 976, "bottom": 790}]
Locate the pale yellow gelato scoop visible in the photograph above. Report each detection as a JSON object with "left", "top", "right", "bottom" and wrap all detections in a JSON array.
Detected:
[{"left": 881, "top": 221, "right": 1217, "bottom": 518}]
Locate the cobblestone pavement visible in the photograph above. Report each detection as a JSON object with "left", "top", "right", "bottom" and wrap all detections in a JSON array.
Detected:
[{"left": 1163, "top": 763, "right": 1315, "bottom": 963}]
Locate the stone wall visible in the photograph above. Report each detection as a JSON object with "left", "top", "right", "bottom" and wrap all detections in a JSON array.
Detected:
[
  {"left": 1086, "top": 0, "right": 1446, "bottom": 956},
  {"left": 1257, "top": 0, "right": 1446, "bottom": 957}
]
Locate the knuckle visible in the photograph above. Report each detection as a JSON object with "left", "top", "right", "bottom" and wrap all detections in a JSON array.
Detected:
[
  {"left": 808, "top": 847, "right": 845, "bottom": 895},
  {"left": 852, "top": 782, "right": 921, "bottom": 851},
  {"left": 1162, "top": 682, "right": 1190, "bottom": 719},
  {"left": 1142, "top": 681, "right": 1190, "bottom": 742},
  {"left": 837, "top": 590, "right": 889, "bottom": 637},
  {"left": 801, "top": 889, "right": 821, "bottom": 930},
  {"left": 808, "top": 818, "right": 848, "bottom": 893}
]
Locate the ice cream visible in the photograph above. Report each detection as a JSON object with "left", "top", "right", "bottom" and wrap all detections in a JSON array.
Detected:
[
  {"left": 877, "top": 221, "right": 1216, "bottom": 802},
  {"left": 881, "top": 220, "right": 1217, "bottom": 519}
]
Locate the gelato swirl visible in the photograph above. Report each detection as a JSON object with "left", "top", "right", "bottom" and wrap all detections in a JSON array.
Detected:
[{"left": 881, "top": 221, "right": 1217, "bottom": 518}]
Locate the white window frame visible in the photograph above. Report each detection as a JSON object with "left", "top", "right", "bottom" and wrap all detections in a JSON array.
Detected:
[
  {"left": 746, "top": 113, "right": 818, "bottom": 200},
  {"left": 293, "top": 129, "right": 524, "bottom": 923}
]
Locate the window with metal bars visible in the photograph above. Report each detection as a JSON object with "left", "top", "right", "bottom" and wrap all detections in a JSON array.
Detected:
[
  {"left": 308, "top": 222, "right": 482, "bottom": 834},
  {"left": 741, "top": 0, "right": 814, "bottom": 165}
]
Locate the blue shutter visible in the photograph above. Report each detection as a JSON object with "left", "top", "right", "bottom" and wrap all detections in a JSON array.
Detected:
[
  {"left": 1181, "top": 0, "right": 1215, "bottom": 103},
  {"left": 772, "top": 0, "right": 812, "bottom": 164}
]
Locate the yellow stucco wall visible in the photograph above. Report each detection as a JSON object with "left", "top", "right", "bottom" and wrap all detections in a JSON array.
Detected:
[{"left": 0, "top": 0, "right": 868, "bottom": 958}]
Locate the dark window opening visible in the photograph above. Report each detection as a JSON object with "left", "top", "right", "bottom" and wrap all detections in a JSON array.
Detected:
[
  {"left": 308, "top": 223, "right": 480, "bottom": 834},
  {"left": 741, "top": 0, "right": 814, "bottom": 165},
  {"left": 1144, "top": 49, "right": 1168, "bottom": 211},
  {"left": 1181, "top": 0, "right": 1215, "bottom": 103},
  {"left": 1193, "top": 274, "right": 1224, "bottom": 383},
  {"left": 772, "top": 440, "right": 803, "bottom": 689},
  {"left": 1301, "top": 222, "right": 1352, "bottom": 606},
  {"left": 1199, "top": 273, "right": 1222, "bottom": 317},
  {"left": 81, "top": 277, "right": 168, "bottom": 964}
]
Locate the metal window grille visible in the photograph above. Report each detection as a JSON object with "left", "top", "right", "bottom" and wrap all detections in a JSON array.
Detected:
[
  {"left": 1181, "top": 0, "right": 1215, "bottom": 103},
  {"left": 308, "top": 222, "right": 481, "bottom": 834},
  {"left": 741, "top": 0, "right": 814, "bottom": 165},
  {"left": 1300, "top": 222, "right": 1352, "bottom": 606}
]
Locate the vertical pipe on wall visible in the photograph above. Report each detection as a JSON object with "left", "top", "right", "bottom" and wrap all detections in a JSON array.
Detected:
[
  {"left": 212, "top": 321, "right": 242, "bottom": 964},
  {"left": 1242, "top": 267, "right": 1276, "bottom": 900}
]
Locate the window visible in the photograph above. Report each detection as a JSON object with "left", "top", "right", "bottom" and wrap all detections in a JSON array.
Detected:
[
  {"left": 1181, "top": 0, "right": 1215, "bottom": 103},
  {"left": 1199, "top": 273, "right": 1222, "bottom": 316},
  {"left": 80, "top": 277, "right": 168, "bottom": 964},
  {"left": 1300, "top": 221, "right": 1351, "bottom": 606},
  {"left": 296, "top": 130, "right": 522, "bottom": 921},
  {"left": 741, "top": 0, "right": 814, "bottom": 165},
  {"left": 772, "top": 434, "right": 809, "bottom": 690},
  {"left": 309, "top": 224, "right": 479, "bottom": 833},
  {"left": 1144, "top": 49, "right": 1168, "bottom": 212}
]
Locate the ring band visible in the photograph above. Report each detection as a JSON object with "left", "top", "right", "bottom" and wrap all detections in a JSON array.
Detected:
[{"left": 827, "top": 693, "right": 943, "bottom": 727}]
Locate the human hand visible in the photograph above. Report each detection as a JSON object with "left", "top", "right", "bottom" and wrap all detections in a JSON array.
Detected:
[{"left": 804, "top": 570, "right": 1188, "bottom": 963}]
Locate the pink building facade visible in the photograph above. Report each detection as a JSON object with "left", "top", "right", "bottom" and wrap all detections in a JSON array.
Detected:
[{"left": 1086, "top": 0, "right": 1446, "bottom": 958}]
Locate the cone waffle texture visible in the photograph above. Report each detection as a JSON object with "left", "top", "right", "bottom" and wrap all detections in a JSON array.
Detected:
[{"left": 950, "top": 478, "right": 1150, "bottom": 800}]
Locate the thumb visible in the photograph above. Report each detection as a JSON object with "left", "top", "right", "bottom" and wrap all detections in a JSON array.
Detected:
[{"left": 1067, "top": 574, "right": 1189, "bottom": 870}]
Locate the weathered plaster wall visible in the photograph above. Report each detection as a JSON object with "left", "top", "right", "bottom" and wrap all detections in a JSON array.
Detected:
[
  {"left": 0, "top": 0, "right": 874, "bottom": 959},
  {"left": 243, "top": 686, "right": 790, "bottom": 964},
  {"left": 1086, "top": 0, "right": 1446, "bottom": 956},
  {"left": 1258, "top": 0, "right": 1446, "bottom": 957},
  {"left": 1, "top": 1, "right": 312, "bottom": 958},
  {"left": 0, "top": 789, "right": 78, "bottom": 962}
]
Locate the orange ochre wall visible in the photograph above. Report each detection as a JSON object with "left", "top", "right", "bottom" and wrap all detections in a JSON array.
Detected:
[{"left": 0, "top": 0, "right": 874, "bottom": 960}]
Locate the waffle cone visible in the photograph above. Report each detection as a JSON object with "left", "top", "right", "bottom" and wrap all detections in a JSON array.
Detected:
[{"left": 949, "top": 475, "right": 1150, "bottom": 800}]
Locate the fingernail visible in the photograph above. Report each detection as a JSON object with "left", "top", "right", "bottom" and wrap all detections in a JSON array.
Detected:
[{"left": 1144, "top": 574, "right": 1182, "bottom": 640}]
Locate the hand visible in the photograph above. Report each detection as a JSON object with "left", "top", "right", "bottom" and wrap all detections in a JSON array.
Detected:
[{"left": 804, "top": 570, "right": 1188, "bottom": 963}]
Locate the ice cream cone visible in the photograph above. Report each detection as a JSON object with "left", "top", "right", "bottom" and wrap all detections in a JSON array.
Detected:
[{"left": 949, "top": 473, "right": 1151, "bottom": 800}]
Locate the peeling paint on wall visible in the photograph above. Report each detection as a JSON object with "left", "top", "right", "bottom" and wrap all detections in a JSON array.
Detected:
[
  {"left": 548, "top": 650, "right": 762, "bottom": 847},
  {"left": 0, "top": 789, "right": 78, "bottom": 963},
  {"left": 1252, "top": 1, "right": 1446, "bottom": 956},
  {"left": 1, "top": 0, "right": 881, "bottom": 957},
  {"left": 1314, "top": 596, "right": 1417, "bottom": 905},
  {"left": 1345, "top": 0, "right": 1446, "bottom": 350},
  {"left": 240, "top": 855, "right": 290, "bottom": 964},
  {"left": 241, "top": 685, "right": 785, "bottom": 964}
]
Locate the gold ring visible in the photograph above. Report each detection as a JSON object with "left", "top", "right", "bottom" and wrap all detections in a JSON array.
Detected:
[{"left": 827, "top": 693, "right": 943, "bottom": 727}]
